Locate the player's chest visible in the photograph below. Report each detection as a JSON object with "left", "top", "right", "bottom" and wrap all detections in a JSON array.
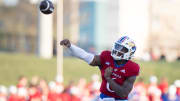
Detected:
[
  {"left": 111, "top": 68, "right": 126, "bottom": 79},
  {"left": 101, "top": 67, "right": 126, "bottom": 85},
  {"left": 102, "top": 62, "right": 127, "bottom": 79}
]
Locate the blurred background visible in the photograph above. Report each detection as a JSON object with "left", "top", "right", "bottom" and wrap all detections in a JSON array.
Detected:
[{"left": 0, "top": 0, "right": 180, "bottom": 101}]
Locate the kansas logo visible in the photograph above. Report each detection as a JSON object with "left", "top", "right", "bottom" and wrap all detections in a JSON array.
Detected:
[{"left": 128, "top": 42, "right": 135, "bottom": 47}]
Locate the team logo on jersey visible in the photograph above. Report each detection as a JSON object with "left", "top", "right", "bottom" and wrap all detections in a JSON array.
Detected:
[
  {"left": 120, "top": 69, "right": 125, "bottom": 73},
  {"left": 105, "top": 62, "right": 110, "bottom": 65}
]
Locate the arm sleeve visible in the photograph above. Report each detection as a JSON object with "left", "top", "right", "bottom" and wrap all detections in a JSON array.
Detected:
[{"left": 69, "top": 44, "right": 95, "bottom": 64}]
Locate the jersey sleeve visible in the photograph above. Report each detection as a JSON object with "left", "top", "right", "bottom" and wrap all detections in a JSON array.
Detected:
[
  {"left": 127, "top": 63, "right": 140, "bottom": 77},
  {"left": 99, "top": 51, "right": 109, "bottom": 69},
  {"left": 99, "top": 51, "right": 106, "bottom": 66}
]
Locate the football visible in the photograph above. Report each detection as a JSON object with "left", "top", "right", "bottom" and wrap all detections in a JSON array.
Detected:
[{"left": 39, "top": 0, "right": 54, "bottom": 14}]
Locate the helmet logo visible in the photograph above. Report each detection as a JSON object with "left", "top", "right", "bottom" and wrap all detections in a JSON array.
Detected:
[{"left": 127, "top": 42, "right": 135, "bottom": 47}]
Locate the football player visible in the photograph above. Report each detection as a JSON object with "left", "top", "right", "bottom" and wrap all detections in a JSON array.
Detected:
[{"left": 60, "top": 36, "right": 140, "bottom": 101}]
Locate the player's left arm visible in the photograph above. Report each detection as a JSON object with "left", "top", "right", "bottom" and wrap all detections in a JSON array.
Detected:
[{"left": 104, "top": 67, "right": 136, "bottom": 98}]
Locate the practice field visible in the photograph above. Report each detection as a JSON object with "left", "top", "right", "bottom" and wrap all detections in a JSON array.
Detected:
[{"left": 0, "top": 52, "right": 180, "bottom": 86}]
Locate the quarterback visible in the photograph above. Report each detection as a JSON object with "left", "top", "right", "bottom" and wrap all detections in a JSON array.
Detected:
[{"left": 60, "top": 36, "right": 140, "bottom": 101}]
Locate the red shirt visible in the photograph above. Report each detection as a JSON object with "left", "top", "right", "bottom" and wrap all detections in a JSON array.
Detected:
[
  {"left": 8, "top": 94, "right": 19, "bottom": 101},
  {"left": 59, "top": 93, "right": 71, "bottom": 101},
  {"left": 48, "top": 92, "right": 60, "bottom": 101},
  {"left": 99, "top": 51, "right": 140, "bottom": 99},
  {"left": 158, "top": 81, "right": 168, "bottom": 94},
  {"left": 70, "top": 95, "right": 81, "bottom": 101},
  {"left": 29, "top": 90, "right": 42, "bottom": 101},
  {"left": 17, "top": 97, "right": 26, "bottom": 101},
  {"left": 59, "top": 93, "right": 81, "bottom": 101},
  {"left": 177, "top": 87, "right": 180, "bottom": 96}
]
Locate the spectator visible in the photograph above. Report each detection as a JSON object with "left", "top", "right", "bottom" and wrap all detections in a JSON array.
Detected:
[
  {"left": 38, "top": 79, "right": 49, "bottom": 101},
  {"left": 0, "top": 85, "right": 7, "bottom": 101},
  {"left": 17, "top": 76, "right": 28, "bottom": 89},
  {"left": 59, "top": 89, "right": 71, "bottom": 101},
  {"left": 8, "top": 85, "right": 18, "bottom": 101},
  {"left": 77, "top": 78, "right": 87, "bottom": 97},
  {"left": 87, "top": 74, "right": 101, "bottom": 98},
  {"left": 28, "top": 84, "right": 42, "bottom": 101},
  {"left": 59, "top": 81, "right": 76, "bottom": 101},
  {"left": 2, "top": 75, "right": 180, "bottom": 101},
  {"left": 30, "top": 76, "right": 40, "bottom": 86},
  {"left": 129, "top": 78, "right": 149, "bottom": 101},
  {"left": 47, "top": 81, "right": 61, "bottom": 101},
  {"left": 147, "top": 76, "right": 162, "bottom": 101},
  {"left": 17, "top": 87, "right": 28, "bottom": 101},
  {"left": 65, "top": 80, "right": 75, "bottom": 94},
  {"left": 77, "top": 77, "right": 93, "bottom": 101},
  {"left": 159, "top": 77, "right": 169, "bottom": 94},
  {"left": 166, "top": 85, "right": 180, "bottom": 101},
  {"left": 158, "top": 77, "right": 169, "bottom": 101},
  {"left": 69, "top": 86, "right": 81, "bottom": 101},
  {"left": 174, "top": 80, "right": 180, "bottom": 96},
  {"left": 81, "top": 89, "right": 92, "bottom": 101}
]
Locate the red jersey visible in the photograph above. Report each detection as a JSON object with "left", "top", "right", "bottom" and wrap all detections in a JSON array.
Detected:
[{"left": 99, "top": 51, "right": 140, "bottom": 99}]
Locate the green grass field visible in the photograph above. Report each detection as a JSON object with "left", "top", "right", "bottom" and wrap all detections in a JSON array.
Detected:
[{"left": 0, "top": 52, "right": 180, "bottom": 86}]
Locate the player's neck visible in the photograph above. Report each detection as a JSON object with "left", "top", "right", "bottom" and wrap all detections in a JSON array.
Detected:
[{"left": 115, "top": 60, "right": 128, "bottom": 65}]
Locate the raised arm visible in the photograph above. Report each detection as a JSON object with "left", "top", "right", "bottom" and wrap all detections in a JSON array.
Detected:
[
  {"left": 60, "top": 39, "right": 101, "bottom": 66},
  {"left": 104, "top": 67, "right": 136, "bottom": 98}
]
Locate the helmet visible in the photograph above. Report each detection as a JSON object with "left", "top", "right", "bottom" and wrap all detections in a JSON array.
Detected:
[{"left": 111, "top": 36, "right": 136, "bottom": 60}]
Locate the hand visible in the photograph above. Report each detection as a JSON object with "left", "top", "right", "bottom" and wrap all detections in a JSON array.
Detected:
[
  {"left": 104, "top": 67, "right": 113, "bottom": 80},
  {"left": 60, "top": 39, "right": 71, "bottom": 48}
]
